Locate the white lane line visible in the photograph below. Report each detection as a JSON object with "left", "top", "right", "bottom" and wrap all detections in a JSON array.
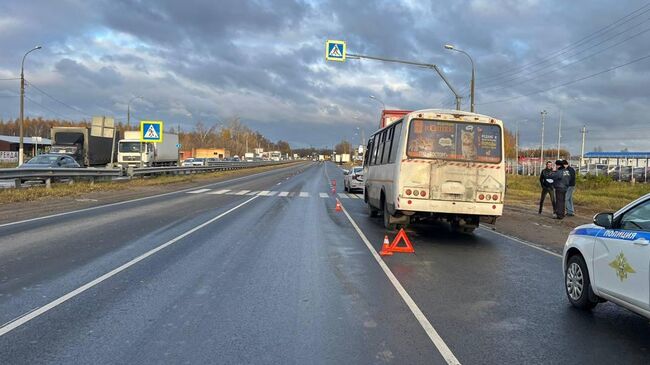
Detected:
[
  {"left": 319, "top": 193, "right": 329, "bottom": 198},
  {"left": 478, "top": 225, "right": 562, "bottom": 258},
  {"left": 0, "top": 196, "right": 260, "bottom": 337},
  {"left": 299, "top": 192, "right": 309, "bottom": 198},
  {"left": 208, "top": 189, "right": 231, "bottom": 195},
  {"left": 339, "top": 204, "right": 461, "bottom": 365},
  {"left": 0, "top": 163, "right": 305, "bottom": 229},
  {"left": 187, "top": 189, "right": 211, "bottom": 194},
  {"left": 278, "top": 191, "right": 289, "bottom": 197},
  {"left": 235, "top": 190, "right": 250, "bottom": 195},
  {"left": 337, "top": 193, "right": 349, "bottom": 199}
]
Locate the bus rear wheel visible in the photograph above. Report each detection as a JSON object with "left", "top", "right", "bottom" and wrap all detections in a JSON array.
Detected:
[
  {"left": 383, "top": 203, "right": 398, "bottom": 231},
  {"left": 368, "top": 201, "right": 380, "bottom": 218}
]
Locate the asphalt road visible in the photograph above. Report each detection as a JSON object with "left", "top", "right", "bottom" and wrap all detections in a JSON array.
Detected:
[{"left": 1, "top": 161, "right": 649, "bottom": 364}]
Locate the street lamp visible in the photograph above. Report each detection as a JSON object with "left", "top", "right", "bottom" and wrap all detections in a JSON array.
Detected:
[
  {"left": 444, "top": 44, "right": 475, "bottom": 112},
  {"left": 368, "top": 95, "right": 386, "bottom": 110},
  {"left": 19, "top": 45, "right": 42, "bottom": 165},
  {"left": 127, "top": 95, "right": 143, "bottom": 129}
]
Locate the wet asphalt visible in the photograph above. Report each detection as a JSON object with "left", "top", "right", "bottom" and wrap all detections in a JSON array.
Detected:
[{"left": 0, "top": 161, "right": 649, "bottom": 364}]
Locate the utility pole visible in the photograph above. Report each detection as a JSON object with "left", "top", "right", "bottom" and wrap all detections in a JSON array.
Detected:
[
  {"left": 19, "top": 46, "right": 42, "bottom": 165},
  {"left": 556, "top": 109, "right": 563, "bottom": 160},
  {"left": 540, "top": 110, "right": 547, "bottom": 171},
  {"left": 580, "top": 125, "right": 587, "bottom": 173},
  {"left": 515, "top": 121, "right": 519, "bottom": 175}
]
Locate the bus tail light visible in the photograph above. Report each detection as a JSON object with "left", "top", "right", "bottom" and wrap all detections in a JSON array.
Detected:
[
  {"left": 405, "top": 189, "right": 412, "bottom": 196},
  {"left": 420, "top": 190, "right": 426, "bottom": 197},
  {"left": 478, "top": 194, "right": 485, "bottom": 200},
  {"left": 492, "top": 194, "right": 499, "bottom": 201}
]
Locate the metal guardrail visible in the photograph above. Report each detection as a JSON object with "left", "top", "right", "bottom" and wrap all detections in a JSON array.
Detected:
[{"left": 0, "top": 160, "right": 293, "bottom": 186}]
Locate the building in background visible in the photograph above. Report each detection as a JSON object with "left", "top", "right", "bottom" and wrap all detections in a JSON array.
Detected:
[
  {"left": 0, "top": 135, "right": 52, "bottom": 162},
  {"left": 584, "top": 151, "right": 650, "bottom": 167},
  {"left": 179, "top": 148, "right": 230, "bottom": 160}
]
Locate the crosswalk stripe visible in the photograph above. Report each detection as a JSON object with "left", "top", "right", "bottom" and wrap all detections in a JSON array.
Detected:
[
  {"left": 278, "top": 191, "right": 289, "bottom": 197},
  {"left": 247, "top": 191, "right": 259, "bottom": 195},
  {"left": 337, "top": 193, "right": 349, "bottom": 199},
  {"left": 208, "top": 189, "right": 231, "bottom": 195},
  {"left": 299, "top": 192, "right": 309, "bottom": 197},
  {"left": 187, "top": 189, "right": 211, "bottom": 194},
  {"left": 319, "top": 193, "right": 329, "bottom": 198},
  {"left": 348, "top": 193, "right": 361, "bottom": 199},
  {"left": 258, "top": 191, "right": 277, "bottom": 196},
  {"left": 235, "top": 190, "right": 250, "bottom": 195}
]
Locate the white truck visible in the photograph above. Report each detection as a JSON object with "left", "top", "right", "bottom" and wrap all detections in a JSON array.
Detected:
[
  {"left": 244, "top": 152, "right": 255, "bottom": 161},
  {"left": 118, "top": 131, "right": 179, "bottom": 167}
]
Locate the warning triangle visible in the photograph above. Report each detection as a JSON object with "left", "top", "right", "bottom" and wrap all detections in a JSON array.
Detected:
[
  {"left": 144, "top": 124, "right": 159, "bottom": 139},
  {"left": 388, "top": 228, "right": 415, "bottom": 253},
  {"left": 329, "top": 44, "right": 342, "bottom": 57}
]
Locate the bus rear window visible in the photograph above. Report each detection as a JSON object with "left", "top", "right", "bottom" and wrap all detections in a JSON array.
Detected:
[{"left": 406, "top": 119, "right": 502, "bottom": 163}]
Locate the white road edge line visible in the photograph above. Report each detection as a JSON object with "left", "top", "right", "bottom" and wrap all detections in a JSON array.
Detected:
[
  {"left": 0, "top": 164, "right": 303, "bottom": 229},
  {"left": 339, "top": 203, "right": 461, "bottom": 365},
  {"left": 0, "top": 195, "right": 259, "bottom": 337},
  {"left": 478, "top": 225, "right": 562, "bottom": 258}
]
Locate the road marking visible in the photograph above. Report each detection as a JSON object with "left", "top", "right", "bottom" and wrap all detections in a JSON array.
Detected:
[
  {"left": 247, "top": 191, "right": 259, "bottom": 195},
  {"left": 337, "top": 193, "right": 349, "bottom": 199},
  {"left": 187, "top": 188, "right": 211, "bottom": 194},
  {"left": 338, "top": 196, "right": 461, "bottom": 365},
  {"left": 235, "top": 190, "right": 250, "bottom": 195},
  {"left": 479, "top": 225, "right": 562, "bottom": 258},
  {"left": 299, "top": 192, "right": 309, "bottom": 197},
  {"left": 0, "top": 163, "right": 306, "bottom": 229},
  {"left": 258, "top": 191, "right": 277, "bottom": 196},
  {"left": 319, "top": 193, "right": 329, "bottom": 198},
  {"left": 0, "top": 196, "right": 260, "bottom": 337},
  {"left": 278, "top": 191, "right": 289, "bottom": 197},
  {"left": 208, "top": 189, "right": 231, "bottom": 195}
]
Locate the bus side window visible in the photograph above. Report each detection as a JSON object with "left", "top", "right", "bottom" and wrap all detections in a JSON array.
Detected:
[
  {"left": 389, "top": 122, "right": 402, "bottom": 163},
  {"left": 364, "top": 138, "right": 373, "bottom": 167},
  {"left": 382, "top": 127, "right": 393, "bottom": 164},
  {"left": 373, "top": 133, "right": 382, "bottom": 165}
]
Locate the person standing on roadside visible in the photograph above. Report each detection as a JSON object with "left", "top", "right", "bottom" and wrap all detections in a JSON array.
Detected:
[
  {"left": 539, "top": 161, "right": 556, "bottom": 215},
  {"left": 564, "top": 160, "right": 576, "bottom": 216},
  {"left": 552, "top": 160, "right": 571, "bottom": 220}
]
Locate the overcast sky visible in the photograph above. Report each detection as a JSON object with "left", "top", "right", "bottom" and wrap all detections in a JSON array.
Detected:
[{"left": 0, "top": 0, "right": 648, "bottom": 152}]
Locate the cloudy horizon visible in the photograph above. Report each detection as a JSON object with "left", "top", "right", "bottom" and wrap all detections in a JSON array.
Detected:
[{"left": 0, "top": 0, "right": 648, "bottom": 153}]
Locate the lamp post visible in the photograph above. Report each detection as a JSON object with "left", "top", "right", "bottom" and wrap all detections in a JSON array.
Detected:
[
  {"left": 540, "top": 110, "right": 548, "bottom": 172},
  {"left": 19, "top": 45, "right": 42, "bottom": 165},
  {"left": 444, "top": 44, "right": 475, "bottom": 112},
  {"left": 126, "top": 95, "right": 143, "bottom": 129}
]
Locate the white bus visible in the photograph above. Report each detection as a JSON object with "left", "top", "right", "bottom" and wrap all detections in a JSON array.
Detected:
[{"left": 363, "top": 109, "right": 506, "bottom": 232}]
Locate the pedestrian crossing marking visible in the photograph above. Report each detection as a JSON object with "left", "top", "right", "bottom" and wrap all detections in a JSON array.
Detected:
[
  {"left": 247, "top": 191, "right": 259, "bottom": 195},
  {"left": 278, "top": 191, "right": 289, "bottom": 197},
  {"left": 319, "top": 193, "right": 329, "bottom": 198},
  {"left": 258, "top": 191, "right": 277, "bottom": 196},
  {"left": 348, "top": 193, "right": 361, "bottom": 199},
  {"left": 299, "top": 192, "right": 309, "bottom": 197},
  {"left": 209, "top": 189, "right": 231, "bottom": 194},
  {"left": 235, "top": 190, "right": 250, "bottom": 195},
  {"left": 187, "top": 188, "right": 211, "bottom": 194},
  {"left": 337, "top": 193, "right": 349, "bottom": 199}
]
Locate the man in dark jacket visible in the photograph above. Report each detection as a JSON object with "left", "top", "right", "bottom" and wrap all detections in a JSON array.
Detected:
[
  {"left": 552, "top": 160, "right": 571, "bottom": 219},
  {"left": 564, "top": 160, "right": 576, "bottom": 216},
  {"left": 539, "top": 161, "right": 556, "bottom": 214}
]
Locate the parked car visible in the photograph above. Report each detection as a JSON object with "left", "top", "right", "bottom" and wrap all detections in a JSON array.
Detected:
[
  {"left": 181, "top": 158, "right": 206, "bottom": 167},
  {"left": 344, "top": 166, "right": 364, "bottom": 193},
  {"left": 563, "top": 193, "right": 650, "bottom": 318},
  {"left": 20, "top": 154, "right": 80, "bottom": 168}
]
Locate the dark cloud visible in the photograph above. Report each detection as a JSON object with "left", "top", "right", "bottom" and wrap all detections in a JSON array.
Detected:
[{"left": 0, "top": 0, "right": 648, "bottom": 152}]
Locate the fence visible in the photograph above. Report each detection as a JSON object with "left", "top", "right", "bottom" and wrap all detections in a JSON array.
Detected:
[{"left": 505, "top": 159, "right": 649, "bottom": 183}]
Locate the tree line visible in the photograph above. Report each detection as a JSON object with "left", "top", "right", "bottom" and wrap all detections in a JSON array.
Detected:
[{"left": 0, "top": 117, "right": 292, "bottom": 157}]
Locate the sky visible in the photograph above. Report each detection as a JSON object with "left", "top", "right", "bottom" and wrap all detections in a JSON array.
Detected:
[{"left": 0, "top": 0, "right": 649, "bottom": 153}]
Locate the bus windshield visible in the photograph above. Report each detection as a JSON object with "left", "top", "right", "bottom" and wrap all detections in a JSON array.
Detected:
[{"left": 406, "top": 119, "right": 502, "bottom": 163}]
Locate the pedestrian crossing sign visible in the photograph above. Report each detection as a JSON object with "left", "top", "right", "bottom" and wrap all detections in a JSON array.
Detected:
[
  {"left": 140, "top": 121, "right": 163, "bottom": 142},
  {"left": 325, "top": 40, "right": 346, "bottom": 62}
]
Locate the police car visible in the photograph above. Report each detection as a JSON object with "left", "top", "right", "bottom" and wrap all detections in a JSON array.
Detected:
[{"left": 563, "top": 193, "right": 650, "bottom": 318}]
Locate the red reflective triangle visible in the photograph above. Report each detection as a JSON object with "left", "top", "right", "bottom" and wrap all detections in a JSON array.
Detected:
[{"left": 388, "top": 228, "right": 415, "bottom": 253}]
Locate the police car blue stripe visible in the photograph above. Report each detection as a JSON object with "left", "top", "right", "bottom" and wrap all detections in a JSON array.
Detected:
[{"left": 571, "top": 227, "right": 650, "bottom": 241}]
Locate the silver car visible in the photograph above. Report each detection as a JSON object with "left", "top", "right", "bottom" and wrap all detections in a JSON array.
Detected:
[{"left": 344, "top": 166, "right": 364, "bottom": 193}]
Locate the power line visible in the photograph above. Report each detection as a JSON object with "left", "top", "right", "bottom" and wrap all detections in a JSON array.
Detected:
[
  {"left": 0, "top": 78, "right": 20, "bottom": 81},
  {"left": 479, "top": 2, "right": 650, "bottom": 83},
  {"left": 24, "top": 80, "right": 93, "bottom": 118},
  {"left": 24, "top": 95, "right": 77, "bottom": 120},
  {"left": 477, "top": 53, "right": 650, "bottom": 105}
]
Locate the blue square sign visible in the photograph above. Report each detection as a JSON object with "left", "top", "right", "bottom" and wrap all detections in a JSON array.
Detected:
[
  {"left": 325, "top": 40, "right": 346, "bottom": 62},
  {"left": 140, "top": 121, "right": 163, "bottom": 142}
]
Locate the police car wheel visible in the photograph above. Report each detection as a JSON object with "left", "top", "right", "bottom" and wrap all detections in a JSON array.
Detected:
[{"left": 565, "top": 255, "right": 598, "bottom": 310}]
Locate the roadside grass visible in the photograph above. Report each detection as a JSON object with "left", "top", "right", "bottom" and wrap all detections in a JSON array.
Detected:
[
  {"left": 0, "top": 162, "right": 17, "bottom": 168},
  {"left": 0, "top": 163, "right": 300, "bottom": 204},
  {"left": 506, "top": 174, "right": 650, "bottom": 213}
]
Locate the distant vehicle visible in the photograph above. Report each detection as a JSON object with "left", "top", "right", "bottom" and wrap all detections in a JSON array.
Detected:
[
  {"left": 117, "top": 131, "right": 179, "bottom": 167},
  {"left": 364, "top": 109, "right": 505, "bottom": 232},
  {"left": 50, "top": 126, "right": 119, "bottom": 167},
  {"left": 181, "top": 158, "right": 205, "bottom": 167},
  {"left": 270, "top": 151, "right": 281, "bottom": 161},
  {"left": 21, "top": 154, "right": 80, "bottom": 168},
  {"left": 563, "top": 193, "right": 650, "bottom": 319},
  {"left": 344, "top": 166, "right": 364, "bottom": 193},
  {"left": 244, "top": 152, "right": 254, "bottom": 161},
  {"left": 232, "top": 156, "right": 241, "bottom": 162}
]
